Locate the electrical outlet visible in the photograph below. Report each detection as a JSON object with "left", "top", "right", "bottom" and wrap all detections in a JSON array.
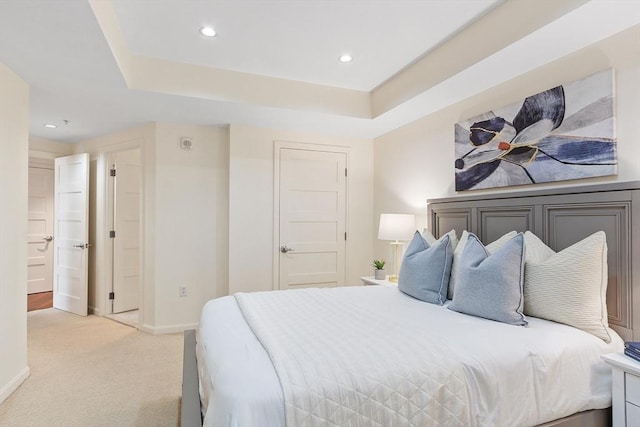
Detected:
[{"left": 179, "top": 285, "right": 188, "bottom": 297}]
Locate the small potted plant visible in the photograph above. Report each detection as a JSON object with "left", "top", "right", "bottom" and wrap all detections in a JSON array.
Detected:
[{"left": 373, "top": 259, "right": 386, "bottom": 280}]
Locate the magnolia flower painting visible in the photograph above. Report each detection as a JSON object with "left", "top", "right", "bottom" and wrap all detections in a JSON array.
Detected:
[{"left": 454, "top": 70, "right": 616, "bottom": 191}]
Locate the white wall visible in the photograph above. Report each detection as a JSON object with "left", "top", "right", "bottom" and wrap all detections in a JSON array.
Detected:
[
  {"left": 373, "top": 26, "right": 640, "bottom": 259},
  {"left": 0, "top": 63, "right": 29, "bottom": 404},
  {"left": 153, "top": 123, "right": 229, "bottom": 332},
  {"left": 29, "top": 136, "right": 73, "bottom": 159},
  {"left": 80, "top": 120, "right": 372, "bottom": 329},
  {"left": 77, "top": 123, "right": 229, "bottom": 333},
  {"left": 229, "top": 124, "right": 374, "bottom": 293}
]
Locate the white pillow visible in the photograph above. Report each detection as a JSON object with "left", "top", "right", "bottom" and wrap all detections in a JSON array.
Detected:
[
  {"left": 422, "top": 229, "right": 458, "bottom": 251},
  {"left": 448, "top": 230, "right": 517, "bottom": 300},
  {"left": 523, "top": 231, "right": 611, "bottom": 342}
]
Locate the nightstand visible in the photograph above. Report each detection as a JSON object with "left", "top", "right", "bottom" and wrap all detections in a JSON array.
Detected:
[
  {"left": 602, "top": 352, "right": 640, "bottom": 427},
  {"left": 360, "top": 276, "right": 398, "bottom": 287}
]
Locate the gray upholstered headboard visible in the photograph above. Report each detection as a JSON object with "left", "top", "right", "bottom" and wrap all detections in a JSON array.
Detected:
[{"left": 427, "top": 181, "right": 640, "bottom": 341}]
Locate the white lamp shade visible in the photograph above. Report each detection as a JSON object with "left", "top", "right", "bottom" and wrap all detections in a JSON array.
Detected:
[{"left": 377, "top": 214, "right": 416, "bottom": 241}]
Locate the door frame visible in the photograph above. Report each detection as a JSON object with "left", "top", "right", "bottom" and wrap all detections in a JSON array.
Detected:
[
  {"left": 29, "top": 157, "right": 55, "bottom": 169},
  {"left": 92, "top": 140, "right": 145, "bottom": 324},
  {"left": 272, "top": 140, "right": 350, "bottom": 291}
]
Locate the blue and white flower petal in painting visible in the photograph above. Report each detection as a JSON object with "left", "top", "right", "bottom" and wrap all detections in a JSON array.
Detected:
[{"left": 454, "top": 70, "right": 617, "bottom": 191}]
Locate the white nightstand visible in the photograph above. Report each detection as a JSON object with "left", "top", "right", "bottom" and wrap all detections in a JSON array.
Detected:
[
  {"left": 602, "top": 352, "right": 640, "bottom": 427},
  {"left": 360, "top": 276, "right": 398, "bottom": 287}
]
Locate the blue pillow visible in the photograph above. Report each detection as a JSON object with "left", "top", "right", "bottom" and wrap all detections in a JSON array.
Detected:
[
  {"left": 398, "top": 231, "right": 453, "bottom": 305},
  {"left": 448, "top": 232, "right": 527, "bottom": 326}
]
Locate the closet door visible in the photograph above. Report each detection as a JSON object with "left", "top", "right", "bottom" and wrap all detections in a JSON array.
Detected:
[
  {"left": 112, "top": 149, "right": 141, "bottom": 314},
  {"left": 277, "top": 146, "right": 347, "bottom": 290}
]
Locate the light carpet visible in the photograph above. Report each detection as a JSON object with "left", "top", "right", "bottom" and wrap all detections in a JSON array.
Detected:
[{"left": 0, "top": 308, "right": 183, "bottom": 427}]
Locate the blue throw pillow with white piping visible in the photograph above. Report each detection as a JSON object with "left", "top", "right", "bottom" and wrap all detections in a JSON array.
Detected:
[
  {"left": 449, "top": 232, "right": 527, "bottom": 326},
  {"left": 448, "top": 230, "right": 517, "bottom": 300},
  {"left": 398, "top": 231, "right": 453, "bottom": 305}
]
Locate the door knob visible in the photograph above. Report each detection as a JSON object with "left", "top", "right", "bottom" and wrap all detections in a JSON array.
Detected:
[
  {"left": 280, "top": 245, "right": 294, "bottom": 253},
  {"left": 43, "top": 235, "right": 53, "bottom": 242}
]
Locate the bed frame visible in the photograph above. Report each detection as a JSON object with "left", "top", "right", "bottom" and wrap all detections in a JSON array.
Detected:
[
  {"left": 427, "top": 181, "right": 640, "bottom": 343},
  {"left": 181, "top": 181, "right": 640, "bottom": 427},
  {"left": 182, "top": 329, "right": 201, "bottom": 427}
]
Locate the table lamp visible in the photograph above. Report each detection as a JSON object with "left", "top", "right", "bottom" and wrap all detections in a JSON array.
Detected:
[{"left": 377, "top": 213, "right": 416, "bottom": 282}]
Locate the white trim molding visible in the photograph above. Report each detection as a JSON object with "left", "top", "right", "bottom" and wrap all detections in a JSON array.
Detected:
[
  {"left": 0, "top": 366, "right": 30, "bottom": 405},
  {"left": 139, "top": 322, "right": 199, "bottom": 335}
]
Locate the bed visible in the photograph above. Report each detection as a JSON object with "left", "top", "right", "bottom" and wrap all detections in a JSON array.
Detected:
[{"left": 181, "top": 181, "right": 640, "bottom": 427}]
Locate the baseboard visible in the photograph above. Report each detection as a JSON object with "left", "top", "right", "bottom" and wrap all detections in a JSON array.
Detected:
[
  {"left": 88, "top": 306, "right": 102, "bottom": 316},
  {"left": 0, "top": 366, "right": 30, "bottom": 405},
  {"left": 139, "top": 322, "right": 198, "bottom": 335}
]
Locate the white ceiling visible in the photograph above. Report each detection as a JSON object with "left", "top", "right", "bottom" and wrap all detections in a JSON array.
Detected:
[
  {"left": 111, "top": 0, "right": 500, "bottom": 91},
  {"left": 0, "top": 0, "right": 637, "bottom": 143}
]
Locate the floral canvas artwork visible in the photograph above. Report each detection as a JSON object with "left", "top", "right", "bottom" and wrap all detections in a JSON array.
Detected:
[{"left": 454, "top": 70, "right": 616, "bottom": 191}]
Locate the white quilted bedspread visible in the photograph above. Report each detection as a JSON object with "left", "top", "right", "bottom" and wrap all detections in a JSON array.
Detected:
[{"left": 234, "top": 285, "right": 621, "bottom": 427}]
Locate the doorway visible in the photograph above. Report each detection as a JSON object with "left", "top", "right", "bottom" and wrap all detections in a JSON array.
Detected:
[
  {"left": 27, "top": 159, "right": 54, "bottom": 311},
  {"left": 107, "top": 148, "right": 142, "bottom": 327},
  {"left": 274, "top": 142, "right": 348, "bottom": 290}
]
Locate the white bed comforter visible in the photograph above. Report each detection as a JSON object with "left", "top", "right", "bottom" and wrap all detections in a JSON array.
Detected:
[{"left": 198, "top": 285, "right": 623, "bottom": 427}]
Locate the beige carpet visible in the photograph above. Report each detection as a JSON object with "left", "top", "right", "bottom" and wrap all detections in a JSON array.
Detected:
[{"left": 0, "top": 309, "right": 183, "bottom": 427}]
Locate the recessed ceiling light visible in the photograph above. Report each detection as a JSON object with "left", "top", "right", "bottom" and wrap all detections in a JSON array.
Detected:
[
  {"left": 43, "top": 124, "right": 57, "bottom": 129},
  {"left": 339, "top": 54, "right": 353, "bottom": 63},
  {"left": 200, "top": 26, "right": 216, "bottom": 37}
]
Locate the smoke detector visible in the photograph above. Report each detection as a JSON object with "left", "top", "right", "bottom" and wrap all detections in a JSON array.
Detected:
[{"left": 180, "top": 137, "right": 193, "bottom": 151}]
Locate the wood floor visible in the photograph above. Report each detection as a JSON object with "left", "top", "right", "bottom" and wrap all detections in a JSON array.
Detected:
[{"left": 28, "top": 291, "right": 53, "bottom": 311}]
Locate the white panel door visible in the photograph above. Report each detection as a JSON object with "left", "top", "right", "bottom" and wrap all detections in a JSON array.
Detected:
[
  {"left": 53, "top": 153, "right": 90, "bottom": 316},
  {"left": 112, "top": 149, "right": 141, "bottom": 314},
  {"left": 27, "top": 166, "right": 54, "bottom": 294},
  {"left": 278, "top": 148, "right": 346, "bottom": 290}
]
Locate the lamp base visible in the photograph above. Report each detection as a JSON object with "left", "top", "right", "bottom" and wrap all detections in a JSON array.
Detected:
[{"left": 389, "top": 240, "right": 403, "bottom": 284}]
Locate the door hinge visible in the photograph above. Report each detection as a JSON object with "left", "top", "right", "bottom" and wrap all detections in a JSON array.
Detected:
[
  {"left": 345, "top": 168, "right": 347, "bottom": 177},
  {"left": 345, "top": 232, "right": 347, "bottom": 240},
  {"left": 109, "top": 292, "right": 115, "bottom": 300},
  {"left": 110, "top": 168, "right": 116, "bottom": 177},
  {"left": 109, "top": 230, "right": 116, "bottom": 238}
]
